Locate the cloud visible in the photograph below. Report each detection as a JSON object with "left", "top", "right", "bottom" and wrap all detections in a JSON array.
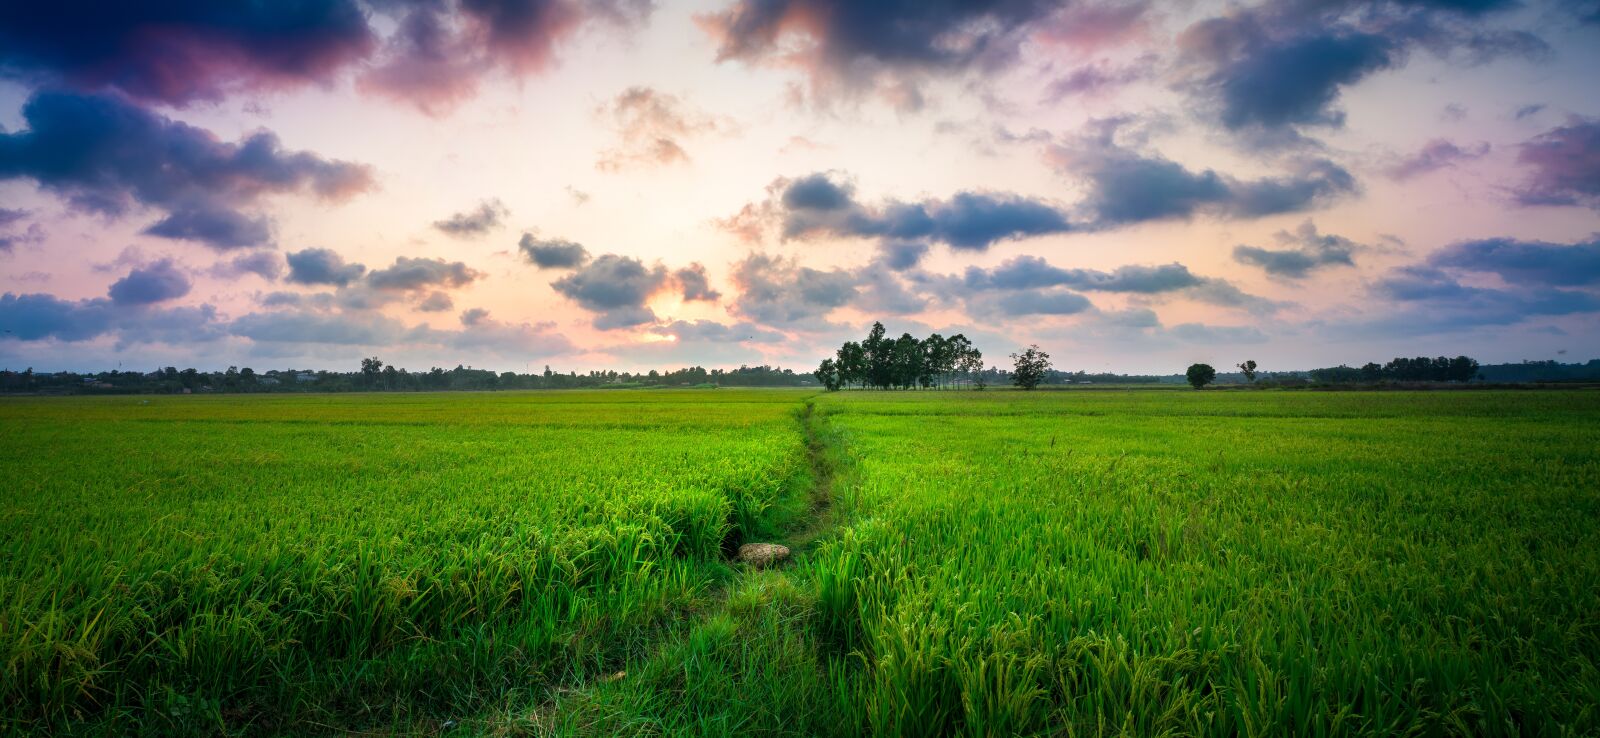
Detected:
[
  {"left": 649, "top": 319, "right": 785, "bottom": 343},
  {"left": 357, "top": 6, "right": 489, "bottom": 116},
  {"left": 675, "top": 263, "right": 721, "bottom": 301},
  {"left": 1, "top": 291, "right": 223, "bottom": 346},
  {"left": 360, "top": 0, "right": 650, "bottom": 115},
  {"left": 1360, "top": 264, "right": 1600, "bottom": 334},
  {"left": 286, "top": 248, "right": 367, "bottom": 286},
  {"left": 1232, "top": 220, "right": 1360, "bottom": 278},
  {"left": 1513, "top": 103, "right": 1545, "bottom": 120},
  {"left": 1048, "top": 125, "right": 1357, "bottom": 226},
  {"left": 1173, "top": 1, "right": 1544, "bottom": 145},
  {"left": 231, "top": 309, "right": 406, "bottom": 345},
  {"left": 759, "top": 172, "right": 1072, "bottom": 251},
  {"left": 878, "top": 241, "right": 930, "bottom": 271},
  {"left": 729, "top": 252, "right": 857, "bottom": 326},
  {"left": 365, "top": 256, "right": 483, "bottom": 291},
  {"left": 433, "top": 199, "right": 509, "bottom": 237},
  {"left": 1044, "top": 57, "right": 1154, "bottom": 101},
  {"left": 0, "top": 1, "right": 376, "bottom": 105},
  {"left": 0, "top": 89, "right": 373, "bottom": 250},
  {"left": 0, "top": 219, "right": 46, "bottom": 253},
  {"left": 209, "top": 250, "right": 284, "bottom": 281},
  {"left": 108, "top": 259, "right": 192, "bottom": 306},
  {"left": 1512, "top": 119, "right": 1600, "bottom": 209},
  {"left": 699, "top": 0, "right": 1134, "bottom": 106},
  {"left": 959, "top": 254, "right": 1284, "bottom": 313},
  {"left": 143, "top": 204, "right": 273, "bottom": 249},
  {"left": 1180, "top": 21, "right": 1396, "bottom": 133},
  {"left": 1428, "top": 236, "right": 1600, "bottom": 287},
  {"left": 417, "top": 292, "right": 455, "bottom": 312},
  {"left": 519, "top": 234, "right": 591, "bottom": 269},
  {"left": 411, "top": 308, "right": 575, "bottom": 355},
  {"left": 1386, "top": 138, "right": 1490, "bottom": 181},
  {"left": 595, "top": 87, "right": 720, "bottom": 171},
  {"left": 995, "top": 289, "right": 1094, "bottom": 316},
  {"left": 549, "top": 254, "right": 670, "bottom": 329}
]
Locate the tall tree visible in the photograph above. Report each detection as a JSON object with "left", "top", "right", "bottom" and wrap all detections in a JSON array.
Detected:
[
  {"left": 1010, "top": 345, "right": 1051, "bottom": 390},
  {"left": 360, "top": 357, "right": 384, "bottom": 388},
  {"left": 1237, "top": 359, "right": 1258, "bottom": 383},
  {"left": 1186, "top": 363, "right": 1216, "bottom": 389}
]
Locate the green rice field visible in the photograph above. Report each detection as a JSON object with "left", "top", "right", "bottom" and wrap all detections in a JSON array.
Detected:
[{"left": 2, "top": 389, "right": 1598, "bottom": 736}]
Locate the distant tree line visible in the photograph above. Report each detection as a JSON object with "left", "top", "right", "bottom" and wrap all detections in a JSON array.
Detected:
[
  {"left": 815, "top": 322, "right": 985, "bottom": 390},
  {"left": 1307, "top": 356, "right": 1481, "bottom": 384},
  {"left": 0, "top": 362, "right": 814, "bottom": 395}
]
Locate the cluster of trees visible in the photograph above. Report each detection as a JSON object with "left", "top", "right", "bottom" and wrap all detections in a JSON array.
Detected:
[
  {"left": 0, "top": 361, "right": 815, "bottom": 395},
  {"left": 815, "top": 323, "right": 984, "bottom": 390},
  {"left": 1308, "top": 356, "right": 1480, "bottom": 384}
]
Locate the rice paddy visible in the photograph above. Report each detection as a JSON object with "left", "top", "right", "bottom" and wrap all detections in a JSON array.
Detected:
[{"left": 2, "top": 389, "right": 1598, "bottom": 736}]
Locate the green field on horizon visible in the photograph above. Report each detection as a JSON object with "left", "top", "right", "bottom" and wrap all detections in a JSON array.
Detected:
[{"left": 3, "top": 389, "right": 1598, "bottom": 736}]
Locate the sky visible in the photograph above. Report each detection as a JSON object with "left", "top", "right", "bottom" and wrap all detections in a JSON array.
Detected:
[{"left": 1, "top": 0, "right": 1597, "bottom": 375}]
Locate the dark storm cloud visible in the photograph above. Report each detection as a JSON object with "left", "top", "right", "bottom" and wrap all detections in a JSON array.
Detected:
[
  {"left": 730, "top": 253, "right": 858, "bottom": 326},
  {"left": 286, "top": 248, "right": 367, "bottom": 286},
  {"left": 433, "top": 199, "right": 509, "bottom": 237},
  {"left": 1386, "top": 139, "right": 1490, "bottom": 181},
  {"left": 0, "top": 292, "right": 223, "bottom": 345},
  {"left": 1181, "top": 23, "right": 1397, "bottom": 132},
  {"left": 365, "top": 256, "right": 483, "bottom": 291},
  {"left": 0, "top": 1, "right": 376, "bottom": 105},
  {"left": 1512, "top": 119, "right": 1600, "bottom": 209},
  {"left": 1048, "top": 131, "right": 1356, "bottom": 226},
  {"left": 1428, "top": 237, "right": 1600, "bottom": 287},
  {"left": 774, "top": 172, "right": 1072, "bottom": 251},
  {"left": 549, "top": 254, "right": 670, "bottom": 329},
  {"left": 209, "top": 250, "right": 284, "bottom": 281},
  {"left": 0, "top": 90, "right": 372, "bottom": 250},
  {"left": 108, "top": 259, "right": 192, "bottom": 306},
  {"left": 1232, "top": 220, "right": 1360, "bottom": 278},
  {"left": 675, "top": 263, "right": 721, "bottom": 301},
  {"left": 518, "top": 234, "right": 591, "bottom": 269},
  {"left": 1174, "top": 1, "right": 1546, "bottom": 145}
]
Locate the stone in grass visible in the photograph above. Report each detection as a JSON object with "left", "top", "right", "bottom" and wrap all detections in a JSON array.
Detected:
[{"left": 737, "top": 543, "right": 791, "bottom": 568}]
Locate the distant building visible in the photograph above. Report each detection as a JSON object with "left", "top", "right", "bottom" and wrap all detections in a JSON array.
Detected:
[{"left": 295, "top": 373, "right": 317, "bottom": 383}]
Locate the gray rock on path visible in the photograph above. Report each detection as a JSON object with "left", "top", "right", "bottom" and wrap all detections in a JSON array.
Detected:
[{"left": 737, "top": 543, "right": 791, "bottom": 568}]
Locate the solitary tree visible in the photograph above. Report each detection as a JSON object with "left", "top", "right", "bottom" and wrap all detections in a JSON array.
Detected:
[
  {"left": 1237, "top": 359, "right": 1258, "bottom": 383},
  {"left": 1186, "top": 363, "right": 1217, "bottom": 389},
  {"left": 1010, "top": 345, "right": 1052, "bottom": 390}
]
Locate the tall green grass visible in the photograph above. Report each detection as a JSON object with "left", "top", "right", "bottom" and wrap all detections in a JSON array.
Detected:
[
  {"left": 6, "top": 389, "right": 1598, "bottom": 736},
  {"left": 805, "top": 390, "right": 1600, "bottom": 736},
  {"left": 0, "top": 390, "right": 810, "bottom": 735}
]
